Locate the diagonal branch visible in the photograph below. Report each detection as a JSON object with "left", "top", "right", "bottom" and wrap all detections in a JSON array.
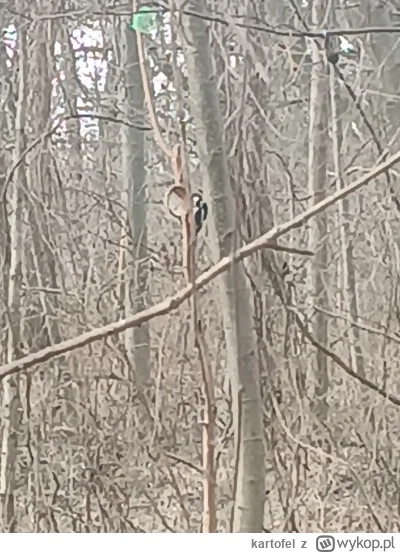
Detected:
[
  {"left": 1, "top": 149, "right": 400, "bottom": 379},
  {"left": 290, "top": 306, "right": 400, "bottom": 407}
]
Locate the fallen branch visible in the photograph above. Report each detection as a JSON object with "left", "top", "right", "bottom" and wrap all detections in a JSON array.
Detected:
[{"left": 1, "top": 149, "right": 399, "bottom": 379}]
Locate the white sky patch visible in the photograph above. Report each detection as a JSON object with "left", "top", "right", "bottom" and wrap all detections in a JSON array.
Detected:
[
  {"left": 3, "top": 17, "right": 172, "bottom": 138},
  {"left": 3, "top": 11, "right": 238, "bottom": 142},
  {"left": 53, "top": 25, "right": 108, "bottom": 136}
]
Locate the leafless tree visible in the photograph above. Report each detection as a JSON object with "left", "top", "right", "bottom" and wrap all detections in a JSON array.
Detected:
[{"left": 2, "top": 0, "right": 400, "bottom": 533}]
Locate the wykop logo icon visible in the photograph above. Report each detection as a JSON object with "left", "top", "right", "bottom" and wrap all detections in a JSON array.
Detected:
[{"left": 316, "top": 535, "right": 335, "bottom": 552}]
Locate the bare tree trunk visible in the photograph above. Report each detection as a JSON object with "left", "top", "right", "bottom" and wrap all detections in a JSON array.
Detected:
[
  {"left": 0, "top": 25, "right": 27, "bottom": 532},
  {"left": 24, "top": 9, "right": 58, "bottom": 531},
  {"left": 121, "top": 22, "right": 150, "bottom": 387},
  {"left": 329, "top": 2, "right": 364, "bottom": 379},
  {"left": 359, "top": 0, "right": 400, "bottom": 429},
  {"left": 179, "top": 1, "right": 265, "bottom": 532},
  {"left": 0, "top": 20, "right": 13, "bottom": 343},
  {"left": 26, "top": 9, "right": 59, "bottom": 350},
  {"left": 308, "top": 0, "right": 330, "bottom": 418}
]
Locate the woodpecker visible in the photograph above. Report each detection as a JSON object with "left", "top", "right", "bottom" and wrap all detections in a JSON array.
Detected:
[{"left": 192, "top": 193, "right": 208, "bottom": 235}]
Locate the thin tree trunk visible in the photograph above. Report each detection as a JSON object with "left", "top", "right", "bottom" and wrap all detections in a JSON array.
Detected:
[
  {"left": 121, "top": 21, "right": 150, "bottom": 387},
  {"left": 25, "top": 10, "right": 58, "bottom": 532},
  {"left": 0, "top": 25, "right": 27, "bottom": 532},
  {"left": 179, "top": 1, "right": 265, "bottom": 532},
  {"left": 329, "top": 1, "right": 364, "bottom": 379},
  {"left": 308, "top": 0, "right": 330, "bottom": 418},
  {"left": 0, "top": 21, "right": 13, "bottom": 341}
]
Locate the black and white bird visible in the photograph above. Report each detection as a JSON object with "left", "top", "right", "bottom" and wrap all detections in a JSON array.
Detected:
[{"left": 192, "top": 193, "right": 208, "bottom": 235}]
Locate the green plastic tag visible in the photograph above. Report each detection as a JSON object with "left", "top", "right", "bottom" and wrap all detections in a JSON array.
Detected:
[{"left": 130, "top": 6, "right": 157, "bottom": 34}]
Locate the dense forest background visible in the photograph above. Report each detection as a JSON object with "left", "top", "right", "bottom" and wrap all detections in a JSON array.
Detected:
[{"left": 1, "top": 0, "right": 400, "bottom": 533}]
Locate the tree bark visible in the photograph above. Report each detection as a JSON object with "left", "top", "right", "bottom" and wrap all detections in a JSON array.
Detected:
[
  {"left": 329, "top": 1, "right": 364, "bottom": 379},
  {"left": 179, "top": 0, "right": 265, "bottom": 532},
  {"left": 121, "top": 21, "right": 150, "bottom": 387},
  {"left": 308, "top": 0, "right": 330, "bottom": 418},
  {"left": 0, "top": 22, "right": 27, "bottom": 532}
]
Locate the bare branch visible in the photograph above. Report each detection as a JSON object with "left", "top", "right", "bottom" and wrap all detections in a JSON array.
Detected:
[
  {"left": 291, "top": 307, "right": 400, "bottom": 407},
  {"left": 1, "top": 149, "right": 400, "bottom": 379},
  {"left": 29, "top": 4, "right": 400, "bottom": 40}
]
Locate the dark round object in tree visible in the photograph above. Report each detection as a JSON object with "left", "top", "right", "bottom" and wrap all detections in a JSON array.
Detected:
[{"left": 327, "top": 51, "right": 340, "bottom": 65}]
